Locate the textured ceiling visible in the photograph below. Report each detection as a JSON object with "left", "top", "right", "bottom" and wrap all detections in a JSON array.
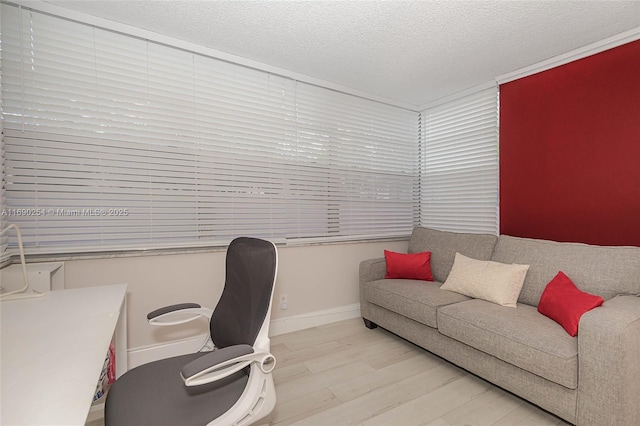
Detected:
[{"left": 41, "top": 0, "right": 640, "bottom": 107}]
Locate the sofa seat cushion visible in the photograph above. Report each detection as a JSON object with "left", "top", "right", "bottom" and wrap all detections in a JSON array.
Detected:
[
  {"left": 364, "top": 279, "right": 470, "bottom": 328},
  {"left": 437, "top": 299, "right": 578, "bottom": 389}
]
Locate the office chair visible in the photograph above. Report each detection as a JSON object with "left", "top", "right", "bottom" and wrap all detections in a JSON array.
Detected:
[{"left": 105, "top": 237, "right": 278, "bottom": 426}]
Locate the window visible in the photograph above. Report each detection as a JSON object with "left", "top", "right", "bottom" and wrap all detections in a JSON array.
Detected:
[
  {"left": 419, "top": 85, "right": 499, "bottom": 234},
  {"left": 0, "top": 4, "right": 418, "bottom": 256}
]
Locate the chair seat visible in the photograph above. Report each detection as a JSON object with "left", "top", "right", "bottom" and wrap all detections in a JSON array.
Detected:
[{"left": 106, "top": 352, "right": 249, "bottom": 426}]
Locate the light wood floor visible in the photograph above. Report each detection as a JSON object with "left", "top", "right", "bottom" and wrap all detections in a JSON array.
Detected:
[
  {"left": 88, "top": 318, "right": 570, "bottom": 426},
  {"left": 265, "top": 318, "right": 569, "bottom": 426}
]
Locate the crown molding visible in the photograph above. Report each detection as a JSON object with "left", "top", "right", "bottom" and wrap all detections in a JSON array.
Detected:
[
  {"left": 8, "top": 1, "right": 639, "bottom": 112},
  {"left": 418, "top": 81, "right": 498, "bottom": 112},
  {"left": 496, "top": 26, "right": 640, "bottom": 85}
]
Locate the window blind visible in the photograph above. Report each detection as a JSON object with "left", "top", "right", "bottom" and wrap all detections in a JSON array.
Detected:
[
  {"left": 0, "top": 4, "right": 418, "bottom": 255},
  {"left": 293, "top": 83, "right": 418, "bottom": 240},
  {"left": 419, "top": 85, "right": 499, "bottom": 234},
  {"left": 0, "top": 61, "right": 6, "bottom": 262}
]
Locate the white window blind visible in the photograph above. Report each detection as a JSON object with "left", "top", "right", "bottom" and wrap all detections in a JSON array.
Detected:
[
  {"left": 293, "top": 83, "right": 418, "bottom": 240},
  {"left": 420, "top": 85, "right": 499, "bottom": 234},
  {"left": 0, "top": 4, "right": 418, "bottom": 255},
  {"left": 0, "top": 52, "right": 6, "bottom": 262}
]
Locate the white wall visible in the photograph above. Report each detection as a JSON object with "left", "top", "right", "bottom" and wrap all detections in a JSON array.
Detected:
[{"left": 63, "top": 240, "right": 407, "bottom": 352}]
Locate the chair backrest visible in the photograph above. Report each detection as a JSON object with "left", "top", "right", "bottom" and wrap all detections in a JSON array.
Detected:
[{"left": 210, "top": 237, "right": 278, "bottom": 349}]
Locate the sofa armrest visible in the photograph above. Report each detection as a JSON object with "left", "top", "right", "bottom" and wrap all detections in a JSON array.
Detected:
[
  {"left": 577, "top": 295, "right": 640, "bottom": 425},
  {"left": 359, "top": 257, "right": 386, "bottom": 286},
  {"left": 359, "top": 257, "right": 386, "bottom": 322}
]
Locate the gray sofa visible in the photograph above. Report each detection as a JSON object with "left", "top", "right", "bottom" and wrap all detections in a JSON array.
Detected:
[{"left": 359, "top": 226, "right": 640, "bottom": 425}]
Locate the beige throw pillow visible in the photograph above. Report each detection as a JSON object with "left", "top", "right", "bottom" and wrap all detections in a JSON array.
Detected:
[{"left": 441, "top": 253, "right": 530, "bottom": 308}]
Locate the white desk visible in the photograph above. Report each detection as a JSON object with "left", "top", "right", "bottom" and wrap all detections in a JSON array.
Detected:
[{"left": 1, "top": 284, "right": 127, "bottom": 426}]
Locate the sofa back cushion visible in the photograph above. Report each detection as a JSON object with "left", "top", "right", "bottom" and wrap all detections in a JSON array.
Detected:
[
  {"left": 492, "top": 235, "right": 640, "bottom": 306},
  {"left": 408, "top": 227, "right": 498, "bottom": 283}
]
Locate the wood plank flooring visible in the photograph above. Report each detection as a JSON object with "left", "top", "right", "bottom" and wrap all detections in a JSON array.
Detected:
[
  {"left": 266, "top": 318, "right": 570, "bottom": 426},
  {"left": 87, "top": 318, "right": 571, "bottom": 426}
]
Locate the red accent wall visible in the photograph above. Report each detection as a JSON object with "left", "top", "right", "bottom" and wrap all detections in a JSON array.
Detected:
[{"left": 500, "top": 39, "right": 640, "bottom": 246}]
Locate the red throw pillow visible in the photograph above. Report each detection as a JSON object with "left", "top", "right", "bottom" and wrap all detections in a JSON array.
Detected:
[
  {"left": 384, "top": 250, "right": 434, "bottom": 281},
  {"left": 537, "top": 271, "right": 604, "bottom": 336}
]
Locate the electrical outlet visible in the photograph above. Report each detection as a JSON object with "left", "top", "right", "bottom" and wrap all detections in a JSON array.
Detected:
[{"left": 280, "top": 294, "right": 288, "bottom": 310}]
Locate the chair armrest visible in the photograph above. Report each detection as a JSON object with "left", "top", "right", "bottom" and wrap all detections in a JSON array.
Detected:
[
  {"left": 181, "top": 344, "right": 276, "bottom": 387},
  {"left": 147, "top": 303, "right": 214, "bottom": 326},
  {"left": 577, "top": 295, "right": 640, "bottom": 425},
  {"left": 359, "top": 257, "right": 386, "bottom": 287}
]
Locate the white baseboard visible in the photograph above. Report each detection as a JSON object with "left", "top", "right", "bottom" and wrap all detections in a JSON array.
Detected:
[
  {"left": 126, "top": 303, "right": 361, "bottom": 368},
  {"left": 269, "top": 303, "right": 361, "bottom": 336}
]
